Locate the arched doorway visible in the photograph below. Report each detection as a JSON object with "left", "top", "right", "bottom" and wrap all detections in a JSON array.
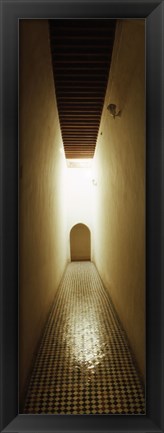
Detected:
[{"left": 70, "top": 223, "right": 91, "bottom": 261}]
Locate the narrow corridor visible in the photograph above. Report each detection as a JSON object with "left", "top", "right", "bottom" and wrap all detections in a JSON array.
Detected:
[{"left": 24, "top": 262, "right": 145, "bottom": 415}]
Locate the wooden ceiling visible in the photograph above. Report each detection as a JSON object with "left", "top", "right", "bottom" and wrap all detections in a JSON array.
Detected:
[{"left": 49, "top": 19, "right": 116, "bottom": 159}]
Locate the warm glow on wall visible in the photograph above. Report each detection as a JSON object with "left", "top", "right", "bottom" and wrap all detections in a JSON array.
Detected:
[
  {"left": 66, "top": 164, "right": 93, "bottom": 227},
  {"left": 63, "top": 160, "right": 94, "bottom": 261}
]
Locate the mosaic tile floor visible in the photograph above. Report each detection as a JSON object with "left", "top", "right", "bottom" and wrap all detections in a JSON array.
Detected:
[{"left": 23, "top": 261, "right": 145, "bottom": 415}]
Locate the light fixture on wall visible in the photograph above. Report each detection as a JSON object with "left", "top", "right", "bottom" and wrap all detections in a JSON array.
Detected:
[
  {"left": 92, "top": 179, "right": 97, "bottom": 186},
  {"left": 107, "top": 103, "right": 121, "bottom": 119}
]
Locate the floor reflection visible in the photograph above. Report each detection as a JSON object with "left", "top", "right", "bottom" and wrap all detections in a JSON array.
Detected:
[{"left": 23, "top": 262, "right": 145, "bottom": 415}]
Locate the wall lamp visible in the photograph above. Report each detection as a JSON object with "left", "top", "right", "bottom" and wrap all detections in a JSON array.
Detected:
[{"left": 107, "top": 103, "right": 121, "bottom": 119}]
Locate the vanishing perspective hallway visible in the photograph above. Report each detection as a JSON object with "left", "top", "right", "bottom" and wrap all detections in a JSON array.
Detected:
[
  {"left": 24, "top": 262, "right": 145, "bottom": 415},
  {"left": 19, "top": 18, "right": 145, "bottom": 415}
]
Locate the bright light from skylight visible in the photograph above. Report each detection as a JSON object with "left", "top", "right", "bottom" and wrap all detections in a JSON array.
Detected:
[{"left": 66, "top": 159, "right": 93, "bottom": 168}]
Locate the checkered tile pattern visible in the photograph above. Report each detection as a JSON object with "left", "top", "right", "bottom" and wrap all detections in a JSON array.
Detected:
[{"left": 23, "top": 262, "right": 145, "bottom": 415}]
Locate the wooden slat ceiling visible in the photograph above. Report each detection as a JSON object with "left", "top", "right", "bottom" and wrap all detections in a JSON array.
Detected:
[{"left": 49, "top": 19, "right": 116, "bottom": 159}]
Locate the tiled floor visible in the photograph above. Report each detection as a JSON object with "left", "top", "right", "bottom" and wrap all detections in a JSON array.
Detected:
[{"left": 23, "top": 261, "right": 145, "bottom": 415}]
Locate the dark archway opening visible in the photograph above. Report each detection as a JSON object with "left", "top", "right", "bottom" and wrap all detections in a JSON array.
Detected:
[{"left": 70, "top": 223, "right": 91, "bottom": 261}]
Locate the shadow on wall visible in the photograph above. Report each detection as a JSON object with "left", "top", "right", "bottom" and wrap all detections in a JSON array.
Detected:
[{"left": 70, "top": 224, "right": 91, "bottom": 261}]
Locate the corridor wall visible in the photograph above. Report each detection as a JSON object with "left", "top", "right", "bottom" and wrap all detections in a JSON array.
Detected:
[
  {"left": 92, "top": 20, "right": 145, "bottom": 379},
  {"left": 19, "top": 20, "right": 68, "bottom": 405},
  {"left": 66, "top": 166, "right": 93, "bottom": 260}
]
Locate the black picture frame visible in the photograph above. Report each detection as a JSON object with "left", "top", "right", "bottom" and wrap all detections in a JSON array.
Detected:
[{"left": 0, "top": 0, "right": 164, "bottom": 432}]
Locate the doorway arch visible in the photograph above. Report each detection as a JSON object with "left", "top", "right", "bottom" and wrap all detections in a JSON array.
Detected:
[{"left": 70, "top": 223, "right": 91, "bottom": 261}]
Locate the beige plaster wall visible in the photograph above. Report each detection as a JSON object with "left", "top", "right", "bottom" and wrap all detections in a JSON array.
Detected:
[
  {"left": 65, "top": 166, "right": 93, "bottom": 260},
  {"left": 92, "top": 20, "right": 145, "bottom": 379},
  {"left": 70, "top": 224, "right": 91, "bottom": 261},
  {"left": 19, "top": 20, "right": 68, "bottom": 404},
  {"left": 66, "top": 167, "right": 93, "bottom": 234}
]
